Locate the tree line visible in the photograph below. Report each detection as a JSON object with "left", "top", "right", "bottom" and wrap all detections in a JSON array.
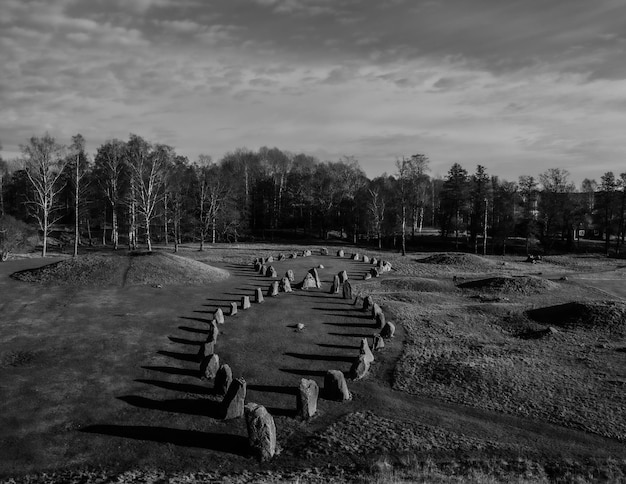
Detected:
[{"left": 0, "top": 132, "right": 624, "bottom": 259}]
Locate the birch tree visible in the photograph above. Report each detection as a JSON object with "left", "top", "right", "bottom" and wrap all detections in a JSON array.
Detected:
[
  {"left": 21, "top": 133, "right": 67, "bottom": 257},
  {"left": 94, "top": 139, "right": 126, "bottom": 249}
]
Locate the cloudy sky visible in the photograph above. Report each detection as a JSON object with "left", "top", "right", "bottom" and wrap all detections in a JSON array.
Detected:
[{"left": 2, "top": 0, "right": 625, "bottom": 183}]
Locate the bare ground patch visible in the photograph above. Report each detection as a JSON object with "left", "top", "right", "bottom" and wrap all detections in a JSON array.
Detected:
[{"left": 458, "top": 276, "right": 559, "bottom": 295}]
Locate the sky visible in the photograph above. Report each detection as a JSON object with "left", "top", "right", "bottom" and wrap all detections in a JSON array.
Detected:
[{"left": 1, "top": 0, "right": 625, "bottom": 183}]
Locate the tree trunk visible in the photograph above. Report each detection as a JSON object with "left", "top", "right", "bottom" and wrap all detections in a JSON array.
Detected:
[
  {"left": 401, "top": 204, "right": 406, "bottom": 256},
  {"left": 145, "top": 214, "right": 152, "bottom": 252},
  {"left": 42, "top": 210, "right": 48, "bottom": 257},
  {"left": 163, "top": 193, "right": 169, "bottom": 246},
  {"left": 73, "top": 154, "right": 79, "bottom": 257},
  {"left": 212, "top": 215, "right": 216, "bottom": 244},
  {"left": 112, "top": 207, "right": 118, "bottom": 250},
  {"left": 483, "top": 199, "right": 488, "bottom": 256},
  {"left": 418, "top": 206, "right": 424, "bottom": 234},
  {"left": 454, "top": 208, "right": 459, "bottom": 250},
  {"left": 87, "top": 218, "right": 93, "bottom": 246}
]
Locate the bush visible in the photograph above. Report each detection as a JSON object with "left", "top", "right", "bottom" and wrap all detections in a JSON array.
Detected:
[{"left": 0, "top": 216, "right": 32, "bottom": 261}]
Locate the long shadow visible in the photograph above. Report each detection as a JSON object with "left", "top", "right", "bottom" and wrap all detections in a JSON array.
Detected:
[
  {"left": 328, "top": 332, "right": 376, "bottom": 338},
  {"left": 265, "top": 407, "right": 297, "bottom": 418},
  {"left": 280, "top": 368, "right": 349, "bottom": 378},
  {"left": 323, "top": 322, "right": 377, "bottom": 329},
  {"left": 318, "top": 343, "right": 361, "bottom": 350},
  {"left": 325, "top": 313, "right": 372, "bottom": 320},
  {"left": 135, "top": 379, "right": 213, "bottom": 395},
  {"left": 157, "top": 350, "right": 200, "bottom": 363},
  {"left": 117, "top": 395, "right": 221, "bottom": 417},
  {"left": 247, "top": 384, "right": 298, "bottom": 396},
  {"left": 80, "top": 425, "right": 248, "bottom": 455},
  {"left": 141, "top": 365, "right": 199, "bottom": 378},
  {"left": 178, "top": 325, "right": 210, "bottom": 335},
  {"left": 312, "top": 306, "right": 358, "bottom": 312},
  {"left": 204, "top": 298, "right": 240, "bottom": 303},
  {"left": 168, "top": 336, "right": 203, "bottom": 346},
  {"left": 180, "top": 316, "right": 212, "bottom": 324},
  {"left": 284, "top": 352, "right": 355, "bottom": 363}
]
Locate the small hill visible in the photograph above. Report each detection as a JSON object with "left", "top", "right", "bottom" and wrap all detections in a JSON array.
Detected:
[
  {"left": 381, "top": 277, "right": 455, "bottom": 293},
  {"left": 527, "top": 301, "right": 626, "bottom": 334},
  {"left": 416, "top": 253, "right": 494, "bottom": 271},
  {"left": 11, "top": 252, "right": 229, "bottom": 287},
  {"left": 459, "top": 276, "right": 558, "bottom": 295}
]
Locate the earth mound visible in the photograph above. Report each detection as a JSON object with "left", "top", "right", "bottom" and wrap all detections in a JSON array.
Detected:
[
  {"left": 527, "top": 301, "right": 626, "bottom": 334},
  {"left": 11, "top": 252, "right": 229, "bottom": 286},
  {"left": 381, "top": 277, "right": 455, "bottom": 293},
  {"left": 416, "top": 253, "right": 494, "bottom": 270},
  {"left": 459, "top": 276, "right": 557, "bottom": 295}
]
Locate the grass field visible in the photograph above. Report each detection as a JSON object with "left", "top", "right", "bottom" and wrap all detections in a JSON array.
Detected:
[{"left": 1, "top": 245, "right": 626, "bottom": 483}]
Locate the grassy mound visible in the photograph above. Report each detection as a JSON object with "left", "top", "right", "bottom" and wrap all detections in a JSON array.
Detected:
[
  {"left": 416, "top": 253, "right": 494, "bottom": 270},
  {"left": 381, "top": 277, "right": 455, "bottom": 293},
  {"left": 459, "top": 276, "right": 558, "bottom": 295},
  {"left": 527, "top": 301, "right": 626, "bottom": 334},
  {"left": 11, "top": 252, "right": 229, "bottom": 286}
]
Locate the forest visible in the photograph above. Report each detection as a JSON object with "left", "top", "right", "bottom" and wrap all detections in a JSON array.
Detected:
[{"left": 0, "top": 132, "right": 624, "bottom": 259}]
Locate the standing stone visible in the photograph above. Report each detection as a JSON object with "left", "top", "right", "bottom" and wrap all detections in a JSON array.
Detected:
[
  {"left": 320, "top": 247, "right": 329, "bottom": 255},
  {"left": 371, "top": 303, "right": 383, "bottom": 320},
  {"left": 254, "top": 261, "right": 261, "bottom": 272},
  {"left": 268, "top": 281, "right": 279, "bottom": 297},
  {"left": 375, "top": 311, "right": 386, "bottom": 329},
  {"left": 207, "top": 320, "right": 219, "bottom": 342},
  {"left": 342, "top": 280, "right": 353, "bottom": 300},
  {"left": 221, "top": 377, "right": 246, "bottom": 419},
  {"left": 297, "top": 378, "right": 319, "bottom": 420},
  {"left": 255, "top": 288, "right": 264, "bottom": 303},
  {"left": 263, "top": 266, "right": 271, "bottom": 277},
  {"left": 364, "top": 273, "right": 372, "bottom": 280},
  {"left": 278, "top": 253, "right": 286, "bottom": 261},
  {"left": 286, "top": 269, "right": 295, "bottom": 282},
  {"left": 350, "top": 355, "right": 370, "bottom": 381},
  {"left": 372, "top": 334, "right": 385, "bottom": 351},
  {"left": 352, "top": 253, "right": 360, "bottom": 261},
  {"left": 371, "top": 257, "right": 378, "bottom": 266},
  {"left": 266, "top": 255, "right": 274, "bottom": 263},
  {"left": 200, "top": 354, "right": 220, "bottom": 380},
  {"left": 280, "top": 277, "right": 292, "bottom": 293},
  {"left": 370, "top": 267, "right": 380, "bottom": 278},
  {"left": 259, "top": 264, "right": 266, "bottom": 275},
  {"left": 338, "top": 270, "right": 348, "bottom": 283},
  {"left": 241, "top": 295, "right": 251, "bottom": 309},
  {"left": 229, "top": 302, "right": 238, "bottom": 316},
  {"left": 310, "top": 268, "right": 321, "bottom": 288},
  {"left": 360, "top": 338, "right": 374, "bottom": 364},
  {"left": 330, "top": 274, "right": 340, "bottom": 294},
  {"left": 214, "top": 308, "right": 225, "bottom": 324},
  {"left": 363, "top": 295, "right": 374, "bottom": 312},
  {"left": 377, "top": 259, "right": 384, "bottom": 269},
  {"left": 324, "top": 370, "right": 351, "bottom": 401},
  {"left": 290, "top": 252, "right": 297, "bottom": 259},
  {"left": 198, "top": 339, "right": 215, "bottom": 359},
  {"left": 363, "top": 255, "right": 370, "bottom": 264},
  {"left": 214, "top": 363, "right": 233, "bottom": 395},
  {"left": 268, "top": 266, "right": 277, "bottom": 278},
  {"left": 304, "top": 249, "right": 312, "bottom": 257},
  {"left": 337, "top": 249, "right": 344, "bottom": 257},
  {"left": 300, "top": 272, "right": 317, "bottom": 290},
  {"left": 381, "top": 321, "right": 396, "bottom": 339},
  {"left": 245, "top": 403, "right": 277, "bottom": 461}
]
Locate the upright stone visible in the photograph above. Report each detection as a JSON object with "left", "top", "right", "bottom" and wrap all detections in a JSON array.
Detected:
[
  {"left": 338, "top": 270, "right": 348, "bottom": 283},
  {"left": 254, "top": 261, "right": 261, "bottom": 272},
  {"left": 372, "top": 334, "right": 385, "bottom": 351},
  {"left": 352, "top": 253, "right": 360, "bottom": 261},
  {"left": 300, "top": 272, "right": 317, "bottom": 290},
  {"left": 278, "top": 253, "right": 286, "bottom": 261},
  {"left": 363, "top": 273, "right": 372, "bottom": 280},
  {"left": 324, "top": 370, "right": 351, "bottom": 401},
  {"left": 342, "top": 280, "right": 353, "bottom": 300},
  {"left": 286, "top": 269, "right": 295, "bottom": 282},
  {"left": 330, "top": 274, "right": 340, "bottom": 294},
  {"left": 268, "top": 281, "right": 279, "bottom": 297},
  {"left": 310, "top": 268, "right": 321, "bottom": 288},
  {"left": 370, "top": 267, "right": 380, "bottom": 278},
  {"left": 381, "top": 321, "right": 396, "bottom": 339},
  {"left": 266, "top": 255, "right": 274, "bottom": 263},
  {"left": 297, "top": 378, "right": 319, "bottom": 420},
  {"left": 263, "top": 266, "right": 271, "bottom": 277},
  {"left": 371, "top": 303, "right": 383, "bottom": 320},
  {"left": 371, "top": 257, "right": 378, "bottom": 266},
  {"left": 280, "top": 277, "right": 292, "bottom": 293},
  {"left": 214, "top": 363, "right": 232, "bottom": 395},
  {"left": 375, "top": 311, "right": 386, "bottom": 329},
  {"left": 320, "top": 247, "right": 329, "bottom": 256},
  {"left": 241, "top": 295, "right": 251, "bottom": 309},
  {"left": 245, "top": 403, "right": 277, "bottom": 461},
  {"left": 259, "top": 264, "right": 266, "bottom": 275},
  {"left": 363, "top": 295, "right": 374, "bottom": 312},
  {"left": 304, "top": 249, "right": 312, "bottom": 257},
  {"left": 255, "top": 288, "right": 264, "bottom": 303},
  {"left": 229, "top": 302, "right": 238, "bottom": 316},
  {"left": 198, "top": 339, "right": 215, "bottom": 359},
  {"left": 363, "top": 255, "right": 370, "bottom": 264},
  {"left": 207, "top": 320, "right": 219, "bottom": 342},
  {"left": 214, "top": 308, "right": 225, "bottom": 324},
  {"left": 337, "top": 249, "right": 344, "bottom": 257},
  {"left": 200, "top": 354, "right": 220, "bottom": 380},
  {"left": 360, "top": 337, "right": 374, "bottom": 364},
  {"left": 350, "top": 355, "right": 370, "bottom": 381},
  {"left": 268, "top": 266, "right": 277, "bottom": 278},
  {"left": 221, "top": 377, "right": 246, "bottom": 419}
]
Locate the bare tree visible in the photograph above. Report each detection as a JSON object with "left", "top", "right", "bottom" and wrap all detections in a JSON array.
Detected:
[
  {"left": 68, "top": 134, "right": 89, "bottom": 257},
  {"left": 195, "top": 157, "right": 228, "bottom": 249},
  {"left": 21, "top": 133, "right": 67, "bottom": 257}
]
